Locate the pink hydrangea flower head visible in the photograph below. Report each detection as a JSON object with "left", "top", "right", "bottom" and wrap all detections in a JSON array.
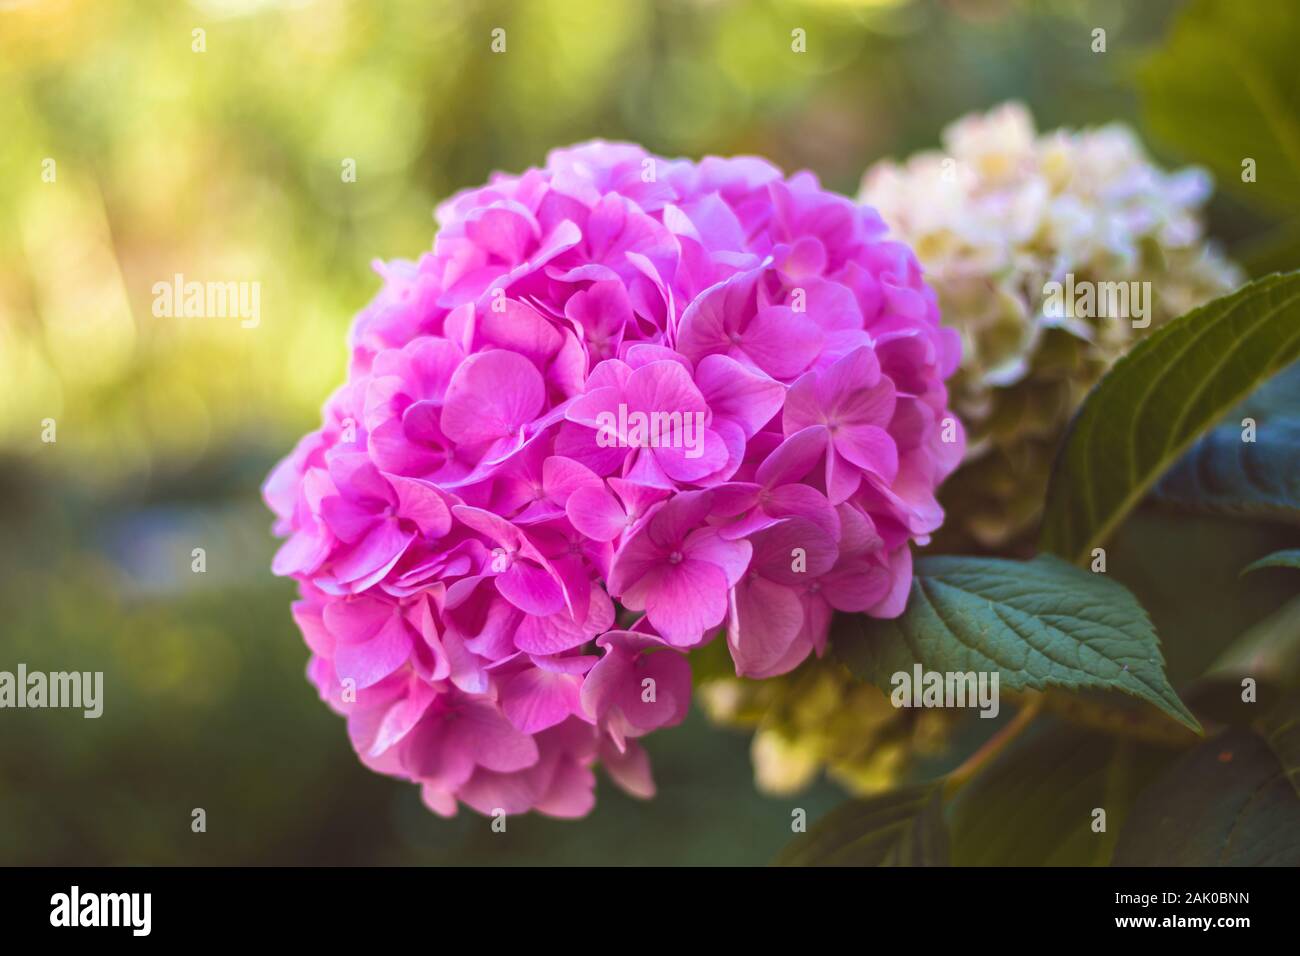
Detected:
[{"left": 265, "top": 140, "right": 962, "bottom": 817}]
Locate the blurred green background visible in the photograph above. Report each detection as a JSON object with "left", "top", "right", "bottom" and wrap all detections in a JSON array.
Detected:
[{"left": 0, "top": 0, "right": 1289, "bottom": 865}]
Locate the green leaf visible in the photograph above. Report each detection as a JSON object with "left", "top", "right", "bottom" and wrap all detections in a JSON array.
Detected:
[
  {"left": 1229, "top": 356, "right": 1300, "bottom": 423},
  {"left": 1112, "top": 725, "right": 1300, "bottom": 865},
  {"left": 773, "top": 783, "right": 947, "bottom": 866},
  {"left": 1039, "top": 272, "right": 1300, "bottom": 564},
  {"left": 834, "top": 554, "right": 1200, "bottom": 732},
  {"left": 1153, "top": 361, "right": 1300, "bottom": 520},
  {"left": 1104, "top": 508, "right": 1300, "bottom": 687},
  {"left": 1259, "top": 696, "right": 1300, "bottom": 798},
  {"left": 948, "top": 719, "right": 1180, "bottom": 866},
  {"left": 1138, "top": 0, "right": 1300, "bottom": 213},
  {"left": 1203, "top": 593, "right": 1300, "bottom": 689},
  {"left": 1242, "top": 548, "right": 1300, "bottom": 576},
  {"left": 1154, "top": 419, "right": 1300, "bottom": 523}
]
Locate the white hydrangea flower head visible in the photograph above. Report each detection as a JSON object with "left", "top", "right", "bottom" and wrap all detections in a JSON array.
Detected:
[{"left": 862, "top": 102, "right": 1241, "bottom": 547}]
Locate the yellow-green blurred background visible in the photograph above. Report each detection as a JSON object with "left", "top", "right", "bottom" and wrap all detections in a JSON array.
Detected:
[{"left": 0, "top": 0, "right": 1283, "bottom": 864}]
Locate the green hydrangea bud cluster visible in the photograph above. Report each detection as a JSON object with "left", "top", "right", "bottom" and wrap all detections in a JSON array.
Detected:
[{"left": 699, "top": 658, "right": 957, "bottom": 796}]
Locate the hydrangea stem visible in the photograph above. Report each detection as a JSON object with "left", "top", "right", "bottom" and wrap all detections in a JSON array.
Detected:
[{"left": 943, "top": 695, "right": 1044, "bottom": 798}]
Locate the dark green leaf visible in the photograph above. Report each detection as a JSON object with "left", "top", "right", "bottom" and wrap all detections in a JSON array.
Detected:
[
  {"left": 773, "top": 783, "right": 947, "bottom": 866},
  {"left": 1260, "top": 696, "right": 1300, "bottom": 798},
  {"left": 1155, "top": 419, "right": 1300, "bottom": 522},
  {"left": 1039, "top": 272, "right": 1300, "bottom": 564},
  {"left": 1242, "top": 548, "right": 1300, "bottom": 576},
  {"left": 1112, "top": 725, "right": 1300, "bottom": 865},
  {"left": 948, "top": 719, "right": 1179, "bottom": 866},
  {"left": 834, "top": 554, "right": 1199, "bottom": 732}
]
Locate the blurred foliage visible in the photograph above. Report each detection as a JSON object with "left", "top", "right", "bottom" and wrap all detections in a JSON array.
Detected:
[
  {"left": 0, "top": 0, "right": 1193, "bottom": 480},
  {"left": 1136, "top": 0, "right": 1300, "bottom": 276},
  {"left": 0, "top": 0, "right": 1269, "bottom": 864},
  {"left": 1138, "top": 0, "right": 1300, "bottom": 215}
]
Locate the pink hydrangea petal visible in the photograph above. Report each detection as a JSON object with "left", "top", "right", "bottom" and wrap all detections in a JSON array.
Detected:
[
  {"left": 566, "top": 483, "right": 629, "bottom": 542},
  {"left": 645, "top": 489, "right": 715, "bottom": 550},
  {"left": 497, "top": 561, "right": 566, "bottom": 616},
  {"left": 450, "top": 701, "right": 541, "bottom": 773},
  {"left": 739, "top": 305, "right": 823, "bottom": 379},
  {"left": 564, "top": 385, "right": 623, "bottom": 432},
  {"left": 273, "top": 528, "right": 331, "bottom": 577},
  {"left": 641, "top": 559, "right": 730, "bottom": 647},
  {"left": 457, "top": 768, "right": 542, "bottom": 817},
  {"left": 695, "top": 354, "right": 786, "bottom": 438},
  {"left": 541, "top": 455, "right": 602, "bottom": 501},
  {"left": 367, "top": 679, "right": 437, "bottom": 757},
  {"left": 319, "top": 496, "right": 378, "bottom": 544},
  {"left": 600, "top": 738, "right": 655, "bottom": 798},
  {"left": 676, "top": 262, "right": 763, "bottom": 363},
  {"left": 624, "top": 359, "right": 708, "bottom": 418},
  {"left": 727, "top": 576, "right": 806, "bottom": 678},
  {"left": 757, "top": 425, "right": 827, "bottom": 487},
  {"left": 328, "top": 453, "right": 393, "bottom": 507},
  {"left": 821, "top": 346, "right": 885, "bottom": 411},
  {"left": 565, "top": 279, "right": 632, "bottom": 339},
  {"left": 420, "top": 784, "right": 459, "bottom": 818},
  {"left": 406, "top": 716, "right": 476, "bottom": 789},
  {"left": 578, "top": 643, "right": 632, "bottom": 724},
  {"left": 802, "top": 275, "right": 863, "bottom": 332},
  {"left": 333, "top": 609, "right": 413, "bottom": 689},
  {"left": 653, "top": 427, "right": 729, "bottom": 482},
  {"left": 532, "top": 757, "right": 597, "bottom": 818},
  {"left": 322, "top": 594, "right": 390, "bottom": 642},
  {"left": 681, "top": 527, "right": 753, "bottom": 587},
  {"left": 441, "top": 627, "right": 490, "bottom": 695},
  {"left": 501, "top": 668, "right": 583, "bottom": 734},
  {"left": 388, "top": 475, "right": 452, "bottom": 538},
  {"left": 480, "top": 299, "right": 564, "bottom": 360},
  {"left": 622, "top": 446, "right": 675, "bottom": 489},
  {"left": 748, "top": 517, "right": 837, "bottom": 584},
  {"left": 368, "top": 417, "right": 442, "bottom": 476},
  {"left": 292, "top": 600, "right": 334, "bottom": 657},
  {"left": 619, "top": 646, "right": 691, "bottom": 732},
  {"left": 820, "top": 553, "right": 894, "bottom": 613},
  {"left": 763, "top": 483, "right": 840, "bottom": 541},
  {"left": 867, "top": 545, "right": 913, "bottom": 619},
  {"left": 781, "top": 369, "right": 825, "bottom": 436},
  {"left": 834, "top": 423, "right": 899, "bottom": 483},
  {"left": 331, "top": 518, "right": 414, "bottom": 586},
  {"left": 610, "top": 477, "right": 669, "bottom": 524},
  {"left": 463, "top": 202, "right": 540, "bottom": 262},
  {"left": 440, "top": 349, "right": 546, "bottom": 444}
]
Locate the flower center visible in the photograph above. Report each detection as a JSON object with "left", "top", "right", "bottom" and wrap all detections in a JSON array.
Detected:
[{"left": 667, "top": 550, "right": 684, "bottom": 565}]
